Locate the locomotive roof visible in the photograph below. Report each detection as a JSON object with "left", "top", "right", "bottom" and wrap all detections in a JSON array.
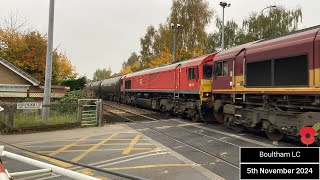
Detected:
[
  {"left": 246, "top": 25, "right": 320, "bottom": 54},
  {"left": 213, "top": 25, "right": 320, "bottom": 61},
  {"left": 214, "top": 41, "right": 257, "bottom": 61},
  {"left": 124, "top": 53, "right": 216, "bottom": 78}
]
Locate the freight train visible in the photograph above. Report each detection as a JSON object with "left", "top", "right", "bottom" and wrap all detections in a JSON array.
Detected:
[{"left": 88, "top": 25, "right": 320, "bottom": 143}]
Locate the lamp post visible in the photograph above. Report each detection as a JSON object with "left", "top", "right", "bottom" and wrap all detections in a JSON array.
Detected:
[
  {"left": 171, "top": 23, "right": 181, "bottom": 62},
  {"left": 260, "top": 5, "right": 277, "bottom": 39},
  {"left": 42, "top": 0, "right": 55, "bottom": 121},
  {"left": 219, "top": 1, "right": 231, "bottom": 50}
]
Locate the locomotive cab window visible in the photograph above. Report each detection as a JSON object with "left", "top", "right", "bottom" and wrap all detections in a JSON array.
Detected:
[
  {"left": 188, "top": 67, "right": 196, "bottom": 80},
  {"left": 215, "top": 61, "right": 228, "bottom": 77},
  {"left": 125, "top": 80, "right": 131, "bottom": 89},
  {"left": 203, "top": 64, "right": 213, "bottom": 79}
]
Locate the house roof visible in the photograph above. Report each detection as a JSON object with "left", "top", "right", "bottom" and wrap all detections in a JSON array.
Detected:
[{"left": 0, "top": 57, "right": 40, "bottom": 86}]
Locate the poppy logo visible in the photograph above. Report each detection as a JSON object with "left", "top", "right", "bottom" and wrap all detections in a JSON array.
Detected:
[{"left": 300, "top": 123, "right": 320, "bottom": 145}]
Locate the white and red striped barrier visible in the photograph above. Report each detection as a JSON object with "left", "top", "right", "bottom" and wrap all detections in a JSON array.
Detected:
[{"left": 0, "top": 162, "right": 9, "bottom": 180}]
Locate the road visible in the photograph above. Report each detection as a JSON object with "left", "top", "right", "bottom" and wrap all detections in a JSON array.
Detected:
[{"left": 0, "top": 101, "right": 298, "bottom": 180}]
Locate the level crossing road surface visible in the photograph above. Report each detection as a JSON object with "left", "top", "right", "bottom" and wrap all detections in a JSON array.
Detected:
[
  {"left": 1, "top": 124, "right": 220, "bottom": 180},
  {"left": 0, "top": 109, "right": 297, "bottom": 180}
]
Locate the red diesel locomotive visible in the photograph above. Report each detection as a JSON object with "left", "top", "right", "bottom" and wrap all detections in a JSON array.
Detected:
[
  {"left": 91, "top": 53, "right": 216, "bottom": 122},
  {"left": 211, "top": 25, "right": 320, "bottom": 141},
  {"left": 90, "top": 25, "right": 320, "bottom": 143}
]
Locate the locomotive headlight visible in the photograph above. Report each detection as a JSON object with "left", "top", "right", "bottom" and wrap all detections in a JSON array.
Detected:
[{"left": 203, "top": 92, "right": 212, "bottom": 97}]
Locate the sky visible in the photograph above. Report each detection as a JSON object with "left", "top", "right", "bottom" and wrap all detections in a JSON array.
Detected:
[{"left": 1, "top": 0, "right": 319, "bottom": 79}]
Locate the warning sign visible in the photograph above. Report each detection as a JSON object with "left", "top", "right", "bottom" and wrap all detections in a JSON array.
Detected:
[{"left": 17, "top": 102, "right": 42, "bottom": 110}]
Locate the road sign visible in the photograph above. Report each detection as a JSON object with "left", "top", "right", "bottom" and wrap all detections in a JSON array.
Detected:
[
  {"left": 17, "top": 102, "right": 42, "bottom": 110},
  {"left": 0, "top": 106, "right": 3, "bottom": 112}
]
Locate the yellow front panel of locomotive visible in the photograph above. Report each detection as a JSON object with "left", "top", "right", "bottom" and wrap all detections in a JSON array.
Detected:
[{"left": 200, "top": 79, "right": 213, "bottom": 103}]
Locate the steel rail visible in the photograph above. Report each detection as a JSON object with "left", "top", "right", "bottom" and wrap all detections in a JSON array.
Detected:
[{"left": 103, "top": 103, "right": 240, "bottom": 169}]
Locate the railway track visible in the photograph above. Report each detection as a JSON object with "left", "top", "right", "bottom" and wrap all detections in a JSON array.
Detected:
[{"left": 103, "top": 101, "right": 249, "bottom": 179}]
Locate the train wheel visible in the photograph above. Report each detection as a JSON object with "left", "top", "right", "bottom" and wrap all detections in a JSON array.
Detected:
[{"left": 266, "top": 130, "right": 285, "bottom": 141}]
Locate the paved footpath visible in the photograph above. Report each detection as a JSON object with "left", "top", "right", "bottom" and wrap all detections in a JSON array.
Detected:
[{"left": 0, "top": 124, "right": 223, "bottom": 180}]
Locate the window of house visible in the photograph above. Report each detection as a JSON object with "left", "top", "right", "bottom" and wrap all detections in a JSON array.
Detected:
[
  {"left": 188, "top": 68, "right": 196, "bottom": 80},
  {"left": 216, "top": 61, "right": 228, "bottom": 77}
]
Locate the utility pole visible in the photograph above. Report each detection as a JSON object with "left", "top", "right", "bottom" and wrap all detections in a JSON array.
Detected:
[
  {"left": 171, "top": 23, "right": 181, "bottom": 62},
  {"left": 42, "top": 0, "right": 55, "bottom": 121},
  {"left": 219, "top": 1, "right": 231, "bottom": 50}
]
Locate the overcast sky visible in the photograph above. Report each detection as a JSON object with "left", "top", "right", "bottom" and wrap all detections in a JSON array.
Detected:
[{"left": 1, "top": 0, "right": 319, "bottom": 79}]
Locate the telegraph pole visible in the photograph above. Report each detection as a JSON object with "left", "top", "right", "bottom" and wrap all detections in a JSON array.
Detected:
[{"left": 42, "top": 0, "right": 55, "bottom": 121}]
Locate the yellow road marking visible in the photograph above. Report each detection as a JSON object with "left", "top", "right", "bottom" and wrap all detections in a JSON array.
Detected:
[
  {"left": 24, "top": 143, "right": 153, "bottom": 148},
  {"left": 37, "top": 148, "right": 155, "bottom": 153},
  {"left": 105, "top": 164, "right": 199, "bottom": 171},
  {"left": 48, "top": 136, "right": 88, "bottom": 156},
  {"left": 110, "top": 138, "right": 147, "bottom": 141},
  {"left": 97, "top": 176, "right": 111, "bottom": 180},
  {"left": 122, "top": 135, "right": 142, "bottom": 155},
  {"left": 80, "top": 169, "right": 94, "bottom": 176},
  {"left": 72, "top": 133, "right": 119, "bottom": 162},
  {"left": 25, "top": 152, "right": 73, "bottom": 168}
]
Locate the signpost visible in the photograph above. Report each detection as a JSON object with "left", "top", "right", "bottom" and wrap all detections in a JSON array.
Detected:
[{"left": 17, "top": 102, "right": 42, "bottom": 110}]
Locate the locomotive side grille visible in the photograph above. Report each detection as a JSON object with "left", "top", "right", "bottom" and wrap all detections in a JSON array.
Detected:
[
  {"left": 246, "top": 60, "right": 272, "bottom": 87},
  {"left": 246, "top": 55, "right": 308, "bottom": 87},
  {"left": 274, "top": 55, "right": 308, "bottom": 86}
]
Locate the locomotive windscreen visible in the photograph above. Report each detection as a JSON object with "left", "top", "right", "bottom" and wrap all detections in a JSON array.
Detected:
[
  {"left": 246, "top": 55, "right": 308, "bottom": 87},
  {"left": 203, "top": 65, "right": 213, "bottom": 79}
]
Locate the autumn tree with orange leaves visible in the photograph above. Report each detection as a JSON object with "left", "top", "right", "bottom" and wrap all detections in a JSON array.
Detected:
[
  {"left": 120, "top": 0, "right": 213, "bottom": 74},
  {"left": 0, "top": 12, "right": 76, "bottom": 84}
]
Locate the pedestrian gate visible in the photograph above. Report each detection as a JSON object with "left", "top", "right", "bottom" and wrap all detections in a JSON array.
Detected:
[{"left": 78, "top": 99, "right": 103, "bottom": 127}]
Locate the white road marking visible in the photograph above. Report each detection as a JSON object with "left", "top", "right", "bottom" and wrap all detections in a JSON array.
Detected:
[
  {"left": 18, "top": 149, "right": 169, "bottom": 180},
  {"left": 155, "top": 126, "right": 172, "bottom": 129},
  {"left": 171, "top": 119, "right": 275, "bottom": 147}
]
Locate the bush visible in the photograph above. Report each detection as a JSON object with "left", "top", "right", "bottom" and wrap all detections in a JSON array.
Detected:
[
  {"left": 60, "top": 76, "right": 87, "bottom": 91},
  {"left": 59, "top": 89, "right": 96, "bottom": 104},
  {"left": 57, "top": 89, "right": 96, "bottom": 113}
]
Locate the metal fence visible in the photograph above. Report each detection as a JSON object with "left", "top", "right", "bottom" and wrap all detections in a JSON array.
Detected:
[{"left": 0, "top": 100, "right": 104, "bottom": 131}]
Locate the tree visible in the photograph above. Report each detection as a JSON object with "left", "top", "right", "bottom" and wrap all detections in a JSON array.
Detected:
[
  {"left": 125, "top": 0, "right": 213, "bottom": 73},
  {"left": 206, "top": 6, "right": 303, "bottom": 52},
  {"left": 243, "top": 6, "right": 302, "bottom": 41},
  {"left": 120, "top": 52, "right": 142, "bottom": 74},
  {"left": 169, "top": 0, "right": 213, "bottom": 60},
  {"left": 0, "top": 29, "right": 77, "bottom": 83},
  {"left": 140, "top": 26, "right": 156, "bottom": 68},
  {"left": 0, "top": 12, "right": 77, "bottom": 84},
  {"left": 92, "top": 67, "right": 112, "bottom": 81},
  {"left": 206, "top": 17, "right": 239, "bottom": 52},
  {"left": 60, "top": 76, "right": 87, "bottom": 91},
  {"left": 0, "top": 11, "right": 28, "bottom": 33}
]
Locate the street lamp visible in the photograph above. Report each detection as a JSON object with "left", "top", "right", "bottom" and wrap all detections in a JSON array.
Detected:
[
  {"left": 260, "top": 5, "right": 277, "bottom": 39},
  {"left": 219, "top": 1, "right": 231, "bottom": 50},
  {"left": 171, "top": 23, "right": 181, "bottom": 62}
]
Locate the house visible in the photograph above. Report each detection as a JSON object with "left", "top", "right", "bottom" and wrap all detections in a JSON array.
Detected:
[
  {"left": 0, "top": 57, "right": 40, "bottom": 98},
  {"left": 0, "top": 57, "right": 69, "bottom": 100}
]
